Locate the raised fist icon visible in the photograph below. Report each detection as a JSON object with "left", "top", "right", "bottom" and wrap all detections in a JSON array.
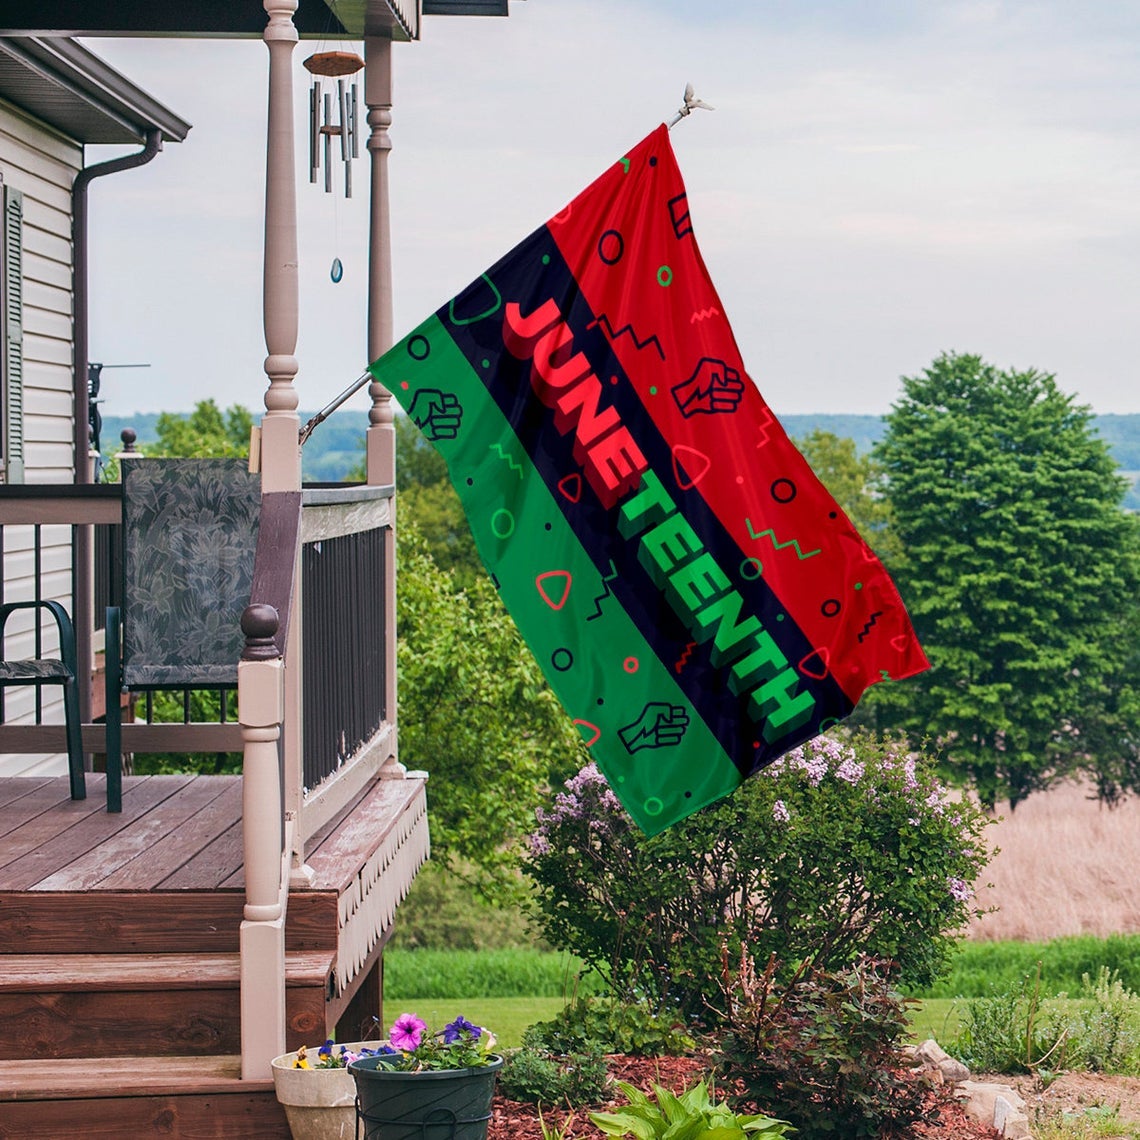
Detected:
[
  {"left": 409, "top": 388, "right": 463, "bottom": 441},
  {"left": 672, "top": 357, "right": 745, "bottom": 417},
  {"left": 618, "top": 702, "right": 690, "bottom": 754}
]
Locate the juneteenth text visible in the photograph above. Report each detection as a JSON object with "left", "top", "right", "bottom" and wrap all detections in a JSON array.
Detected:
[{"left": 504, "top": 297, "right": 818, "bottom": 743}]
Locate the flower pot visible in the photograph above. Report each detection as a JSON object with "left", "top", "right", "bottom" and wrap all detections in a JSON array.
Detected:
[
  {"left": 348, "top": 1054, "right": 504, "bottom": 1140},
  {"left": 271, "top": 1043, "right": 377, "bottom": 1140}
]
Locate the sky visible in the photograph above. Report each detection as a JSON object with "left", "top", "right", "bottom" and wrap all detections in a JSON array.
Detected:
[{"left": 82, "top": 0, "right": 1140, "bottom": 418}]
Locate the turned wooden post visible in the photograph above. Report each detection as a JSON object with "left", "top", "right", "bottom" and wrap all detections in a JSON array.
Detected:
[
  {"left": 261, "top": 0, "right": 302, "bottom": 494},
  {"left": 238, "top": 602, "right": 287, "bottom": 1078},
  {"left": 365, "top": 35, "right": 400, "bottom": 769},
  {"left": 365, "top": 34, "right": 395, "bottom": 488},
  {"left": 261, "top": 0, "right": 307, "bottom": 887}
]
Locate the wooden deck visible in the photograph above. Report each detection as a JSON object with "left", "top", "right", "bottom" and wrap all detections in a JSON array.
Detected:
[
  {"left": 0, "top": 774, "right": 248, "bottom": 895},
  {"left": 0, "top": 770, "right": 429, "bottom": 1138}
]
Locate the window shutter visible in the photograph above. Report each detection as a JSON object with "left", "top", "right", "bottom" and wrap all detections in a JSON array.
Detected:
[{"left": 3, "top": 185, "right": 25, "bottom": 484}]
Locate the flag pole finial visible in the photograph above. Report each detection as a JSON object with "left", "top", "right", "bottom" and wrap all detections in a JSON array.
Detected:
[{"left": 668, "top": 82, "right": 715, "bottom": 129}]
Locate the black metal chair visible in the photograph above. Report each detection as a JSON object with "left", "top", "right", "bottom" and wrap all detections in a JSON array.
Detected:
[
  {"left": 0, "top": 599, "right": 85, "bottom": 800},
  {"left": 104, "top": 457, "right": 261, "bottom": 812}
]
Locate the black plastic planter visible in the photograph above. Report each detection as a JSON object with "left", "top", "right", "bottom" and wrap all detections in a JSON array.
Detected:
[{"left": 348, "top": 1054, "right": 504, "bottom": 1140}]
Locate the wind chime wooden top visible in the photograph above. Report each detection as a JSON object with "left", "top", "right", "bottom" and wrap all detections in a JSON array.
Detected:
[
  {"left": 303, "top": 51, "right": 364, "bottom": 78},
  {"left": 305, "top": 50, "right": 364, "bottom": 199}
]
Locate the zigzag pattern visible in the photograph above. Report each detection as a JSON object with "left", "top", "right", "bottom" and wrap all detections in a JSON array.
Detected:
[
  {"left": 587, "top": 314, "right": 666, "bottom": 361},
  {"left": 857, "top": 611, "right": 884, "bottom": 643},
  {"left": 745, "top": 519, "right": 822, "bottom": 560},
  {"left": 586, "top": 560, "right": 619, "bottom": 622},
  {"left": 754, "top": 407, "right": 776, "bottom": 449},
  {"left": 674, "top": 640, "right": 697, "bottom": 674},
  {"left": 489, "top": 442, "right": 524, "bottom": 478},
  {"left": 689, "top": 307, "right": 720, "bottom": 323}
]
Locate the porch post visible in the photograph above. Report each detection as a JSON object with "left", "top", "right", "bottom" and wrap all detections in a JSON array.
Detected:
[
  {"left": 261, "top": 0, "right": 302, "bottom": 494},
  {"left": 238, "top": 604, "right": 287, "bottom": 1079},
  {"left": 365, "top": 34, "right": 395, "bottom": 485},
  {"left": 365, "top": 35, "right": 400, "bottom": 767},
  {"left": 239, "top": 0, "right": 299, "bottom": 1079}
]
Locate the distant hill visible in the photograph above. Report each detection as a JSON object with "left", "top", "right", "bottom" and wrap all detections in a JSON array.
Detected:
[{"left": 100, "top": 409, "right": 1140, "bottom": 510}]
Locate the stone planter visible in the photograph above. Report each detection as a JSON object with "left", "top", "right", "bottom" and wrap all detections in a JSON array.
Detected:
[
  {"left": 271, "top": 1043, "right": 376, "bottom": 1140},
  {"left": 349, "top": 1053, "right": 504, "bottom": 1140}
]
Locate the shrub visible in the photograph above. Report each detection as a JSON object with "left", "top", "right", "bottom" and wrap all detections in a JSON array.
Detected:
[
  {"left": 1070, "top": 968, "right": 1140, "bottom": 1073},
  {"left": 499, "top": 1044, "right": 609, "bottom": 1106},
  {"left": 524, "top": 732, "right": 991, "bottom": 1015},
  {"left": 951, "top": 965, "right": 1140, "bottom": 1076},
  {"left": 385, "top": 862, "right": 540, "bottom": 952},
  {"left": 522, "top": 997, "right": 695, "bottom": 1058},
  {"left": 716, "top": 950, "right": 935, "bottom": 1139},
  {"left": 949, "top": 967, "right": 1065, "bottom": 1074}
]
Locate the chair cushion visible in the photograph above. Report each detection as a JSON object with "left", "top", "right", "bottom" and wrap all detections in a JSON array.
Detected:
[
  {"left": 120, "top": 458, "right": 260, "bottom": 687},
  {"left": 0, "top": 658, "right": 71, "bottom": 681}
]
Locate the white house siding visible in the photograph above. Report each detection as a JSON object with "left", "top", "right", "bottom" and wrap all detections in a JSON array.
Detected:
[{"left": 0, "top": 98, "right": 80, "bottom": 776}]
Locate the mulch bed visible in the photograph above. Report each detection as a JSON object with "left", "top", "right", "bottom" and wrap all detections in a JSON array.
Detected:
[{"left": 488, "top": 1055, "right": 1000, "bottom": 1139}]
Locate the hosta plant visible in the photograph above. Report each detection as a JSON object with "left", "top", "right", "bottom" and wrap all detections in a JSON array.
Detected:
[{"left": 589, "top": 1078, "right": 793, "bottom": 1139}]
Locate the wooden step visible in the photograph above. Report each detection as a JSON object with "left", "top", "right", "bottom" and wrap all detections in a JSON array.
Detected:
[
  {"left": 0, "top": 889, "right": 246, "bottom": 954},
  {"left": 0, "top": 951, "right": 335, "bottom": 1060},
  {"left": 0, "top": 887, "right": 339, "bottom": 955},
  {"left": 0, "top": 1055, "right": 289, "bottom": 1139}
]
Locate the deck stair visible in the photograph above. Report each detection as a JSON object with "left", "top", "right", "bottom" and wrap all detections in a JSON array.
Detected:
[
  {"left": 0, "top": 1055, "right": 285, "bottom": 1139},
  {"left": 0, "top": 950, "right": 335, "bottom": 1061},
  {"left": 0, "top": 772, "right": 429, "bottom": 1139}
]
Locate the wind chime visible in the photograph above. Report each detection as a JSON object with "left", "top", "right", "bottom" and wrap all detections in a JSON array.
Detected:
[{"left": 304, "top": 49, "right": 364, "bottom": 282}]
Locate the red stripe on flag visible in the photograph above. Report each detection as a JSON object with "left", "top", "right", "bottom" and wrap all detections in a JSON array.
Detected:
[{"left": 548, "top": 125, "right": 927, "bottom": 703}]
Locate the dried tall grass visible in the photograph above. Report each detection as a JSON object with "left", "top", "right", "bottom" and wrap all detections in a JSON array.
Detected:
[{"left": 967, "top": 780, "right": 1140, "bottom": 942}]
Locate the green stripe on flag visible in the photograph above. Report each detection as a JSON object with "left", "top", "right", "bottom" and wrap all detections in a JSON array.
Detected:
[{"left": 371, "top": 315, "right": 742, "bottom": 834}]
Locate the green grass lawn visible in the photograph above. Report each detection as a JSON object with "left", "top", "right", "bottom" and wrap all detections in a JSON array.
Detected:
[
  {"left": 382, "top": 996, "right": 569, "bottom": 1050},
  {"left": 382, "top": 995, "right": 965, "bottom": 1052},
  {"left": 908, "top": 998, "right": 962, "bottom": 1044}
]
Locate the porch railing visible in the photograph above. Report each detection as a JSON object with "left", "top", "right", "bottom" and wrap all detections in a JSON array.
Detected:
[
  {"left": 0, "top": 478, "right": 398, "bottom": 835},
  {"left": 292, "top": 482, "right": 397, "bottom": 853}
]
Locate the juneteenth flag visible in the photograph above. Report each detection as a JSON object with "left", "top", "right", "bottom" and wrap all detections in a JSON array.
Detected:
[{"left": 369, "top": 124, "right": 929, "bottom": 834}]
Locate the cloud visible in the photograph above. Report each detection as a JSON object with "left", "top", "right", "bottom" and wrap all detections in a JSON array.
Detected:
[{"left": 82, "top": 0, "right": 1140, "bottom": 415}]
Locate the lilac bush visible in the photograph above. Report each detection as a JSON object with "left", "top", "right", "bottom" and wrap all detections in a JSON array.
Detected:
[{"left": 523, "top": 733, "right": 991, "bottom": 1017}]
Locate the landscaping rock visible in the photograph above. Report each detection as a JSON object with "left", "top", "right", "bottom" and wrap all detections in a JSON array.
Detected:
[
  {"left": 958, "top": 1080, "right": 1029, "bottom": 1135},
  {"left": 993, "top": 1094, "right": 1032, "bottom": 1138},
  {"left": 912, "top": 1039, "right": 971, "bottom": 1087}
]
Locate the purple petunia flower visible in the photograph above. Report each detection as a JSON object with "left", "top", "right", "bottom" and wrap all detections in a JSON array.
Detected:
[
  {"left": 442, "top": 1015, "right": 482, "bottom": 1043},
  {"left": 390, "top": 1013, "right": 427, "bottom": 1051}
]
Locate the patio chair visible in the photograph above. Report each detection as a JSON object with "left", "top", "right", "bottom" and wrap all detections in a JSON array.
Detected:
[
  {"left": 104, "top": 457, "right": 261, "bottom": 812},
  {"left": 0, "top": 600, "right": 85, "bottom": 800}
]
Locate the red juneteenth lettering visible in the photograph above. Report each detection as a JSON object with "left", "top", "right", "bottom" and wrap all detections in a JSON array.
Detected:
[{"left": 503, "top": 299, "right": 649, "bottom": 509}]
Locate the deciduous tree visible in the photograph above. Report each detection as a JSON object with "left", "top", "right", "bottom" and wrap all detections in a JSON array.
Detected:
[{"left": 869, "top": 352, "right": 1140, "bottom": 809}]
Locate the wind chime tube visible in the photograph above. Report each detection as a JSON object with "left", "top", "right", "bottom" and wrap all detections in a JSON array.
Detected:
[
  {"left": 323, "top": 91, "right": 333, "bottom": 193},
  {"left": 338, "top": 79, "right": 349, "bottom": 162},
  {"left": 349, "top": 84, "right": 359, "bottom": 159},
  {"left": 309, "top": 84, "right": 320, "bottom": 182}
]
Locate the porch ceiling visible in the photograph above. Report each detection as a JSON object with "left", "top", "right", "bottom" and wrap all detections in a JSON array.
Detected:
[{"left": 0, "top": 0, "right": 512, "bottom": 43}]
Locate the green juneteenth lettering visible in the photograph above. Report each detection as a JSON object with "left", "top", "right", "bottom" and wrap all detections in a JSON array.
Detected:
[{"left": 618, "top": 470, "right": 816, "bottom": 743}]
